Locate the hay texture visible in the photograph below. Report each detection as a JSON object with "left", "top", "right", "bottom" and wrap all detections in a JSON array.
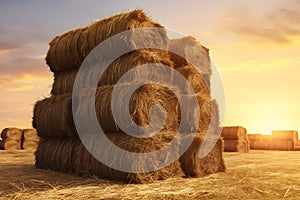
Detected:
[
  {"left": 179, "top": 135, "right": 225, "bottom": 177},
  {"left": 224, "top": 140, "right": 249, "bottom": 153},
  {"left": 268, "top": 141, "right": 295, "bottom": 151},
  {"left": 35, "top": 132, "right": 184, "bottom": 183},
  {"left": 33, "top": 93, "right": 77, "bottom": 138},
  {"left": 22, "top": 129, "right": 40, "bottom": 150},
  {"left": 169, "top": 36, "right": 211, "bottom": 89},
  {"left": 33, "top": 84, "right": 179, "bottom": 138},
  {"left": 221, "top": 126, "right": 248, "bottom": 141},
  {"left": 46, "top": 10, "right": 168, "bottom": 72},
  {"left": 271, "top": 130, "right": 298, "bottom": 141},
  {"left": 247, "top": 134, "right": 263, "bottom": 141},
  {"left": 0, "top": 138, "right": 22, "bottom": 150},
  {"left": 51, "top": 49, "right": 174, "bottom": 95},
  {"left": 1, "top": 127, "right": 23, "bottom": 140}
]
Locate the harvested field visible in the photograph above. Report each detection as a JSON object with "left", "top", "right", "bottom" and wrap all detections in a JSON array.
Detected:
[{"left": 0, "top": 150, "right": 299, "bottom": 199}]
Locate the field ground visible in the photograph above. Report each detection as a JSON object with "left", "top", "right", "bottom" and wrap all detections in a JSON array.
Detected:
[{"left": 0, "top": 150, "right": 299, "bottom": 200}]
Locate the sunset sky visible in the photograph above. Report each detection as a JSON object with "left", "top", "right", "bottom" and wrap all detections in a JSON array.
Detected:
[{"left": 0, "top": 0, "right": 300, "bottom": 135}]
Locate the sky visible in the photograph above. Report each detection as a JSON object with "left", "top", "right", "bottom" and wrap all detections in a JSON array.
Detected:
[{"left": 0, "top": 0, "right": 300, "bottom": 135}]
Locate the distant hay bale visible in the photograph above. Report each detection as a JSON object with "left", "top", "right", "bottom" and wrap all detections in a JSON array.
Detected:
[
  {"left": 247, "top": 134, "right": 263, "bottom": 141},
  {"left": 1, "top": 127, "right": 23, "bottom": 140},
  {"left": 23, "top": 128, "right": 39, "bottom": 141},
  {"left": 0, "top": 138, "right": 22, "bottom": 150},
  {"left": 22, "top": 129, "right": 40, "bottom": 150},
  {"left": 294, "top": 142, "right": 300, "bottom": 151},
  {"left": 224, "top": 140, "right": 249, "bottom": 153},
  {"left": 46, "top": 10, "right": 168, "bottom": 72},
  {"left": 271, "top": 130, "right": 298, "bottom": 141},
  {"left": 51, "top": 49, "right": 174, "bottom": 95},
  {"left": 268, "top": 140, "right": 295, "bottom": 151},
  {"left": 179, "top": 135, "right": 225, "bottom": 177},
  {"left": 33, "top": 84, "right": 180, "bottom": 138},
  {"left": 36, "top": 132, "right": 184, "bottom": 183},
  {"left": 22, "top": 140, "right": 39, "bottom": 151},
  {"left": 221, "top": 126, "right": 248, "bottom": 141},
  {"left": 249, "top": 141, "right": 269, "bottom": 150}
]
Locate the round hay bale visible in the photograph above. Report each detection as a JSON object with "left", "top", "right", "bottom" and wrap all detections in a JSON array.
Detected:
[
  {"left": 22, "top": 140, "right": 39, "bottom": 150},
  {"left": 1, "top": 127, "right": 23, "bottom": 140},
  {"left": 179, "top": 134, "right": 225, "bottom": 177},
  {"left": 46, "top": 10, "right": 168, "bottom": 72},
  {"left": 23, "top": 128, "right": 39, "bottom": 141},
  {"left": 221, "top": 126, "right": 248, "bottom": 141},
  {"left": 0, "top": 138, "right": 22, "bottom": 150}
]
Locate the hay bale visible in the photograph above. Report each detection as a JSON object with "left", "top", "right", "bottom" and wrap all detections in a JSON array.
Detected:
[
  {"left": 174, "top": 64, "right": 210, "bottom": 95},
  {"left": 23, "top": 128, "right": 39, "bottom": 141},
  {"left": 22, "top": 140, "right": 39, "bottom": 150},
  {"left": 46, "top": 10, "right": 168, "bottom": 72},
  {"left": 88, "top": 132, "right": 184, "bottom": 183},
  {"left": 224, "top": 140, "right": 249, "bottom": 153},
  {"left": 33, "top": 93, "right": 77, "bottom": 138},
  {"left": 1, "top": 127, "right": 23, "bottom": 140},
  {"left": 268, "top": 140, "right": 295, "bottom": 151},
  {"left": 36, "top": 132, "right": 184, "bottom": 183},
  {"left": 169, "top": 36, "right": 211, "bottom": 88},
  {"left": 221, "top": 126, "right": 248, "bottom": 141},
  {"left": 0, "top": 138, "right": 22, "bottom": 150},
  {"left": 247, "top": 134, "right": 263, "bottom": 141},
  {"left": 33, "top": 84, "right": 179, "bottom": 138},
  {"left": 179, "top": 134, "right": 225, "bottom": 177},
  {"left": 249, "top": 141, "right": 270, "bottom": 150},
  {"left": 22, "top": 128, "right": 40, "bottom": 150},
  {"left": 271, "top": 130, "right": 298, "bottom": 141},
  {"left": 51, "top": 49, "right": 174, "bottom": 95},
  {"left": 35, "top": 138, "right": 81, "bottom": 172}
]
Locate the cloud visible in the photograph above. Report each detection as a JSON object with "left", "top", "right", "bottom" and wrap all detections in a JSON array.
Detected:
[
  {"left": 5, "top": 85, "right": 35, "bottom": 92},
  {"left": 221, "top": 4, "right": 300, "bottom": 44},
  {"left": 0, "top": 57, "right": 51, "bottom": 85}
]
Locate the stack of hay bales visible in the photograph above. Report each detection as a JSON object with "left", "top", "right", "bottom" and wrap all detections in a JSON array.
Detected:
[
  {"left": 248, "top": 131, "right": 299, "bottom": 151},
  {"left": 221, "top": 126, "right": 249, "bottom": 153},
  {"left": 269, "top": 130, "right": 298, "bottom": 151},
  {"left": 0, "top": 128, "right": 23, "bottom": 150},
  {"left": 22, "top": 128, "right": 40, "bottom": 150},
  {"left": 33, "top": 10, "right": 225, "bottom": 183},
  {"left": 0, "top": 128, "right": 40, "bottom": 151}
]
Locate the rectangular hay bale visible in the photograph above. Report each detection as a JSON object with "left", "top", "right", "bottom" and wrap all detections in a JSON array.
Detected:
[
  {"left": 224, "top": 140, "right": 249, "bottom": 153},
  {"left": 46, "top": 10, "right": 168, "bottom": 72},
  {"left": 35, "top": 132, "right": 184, "bottom": 183},
  {"left": 221, "top": 126, "right": 248, "bottom": 141},
  {"left": 179, "top": 135, "right": 225, "bottom": 177}
]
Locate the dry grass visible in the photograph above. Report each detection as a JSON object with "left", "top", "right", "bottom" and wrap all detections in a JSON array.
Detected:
[{"left": 0, "top": 150, "right": 300, "bottom": 199}]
